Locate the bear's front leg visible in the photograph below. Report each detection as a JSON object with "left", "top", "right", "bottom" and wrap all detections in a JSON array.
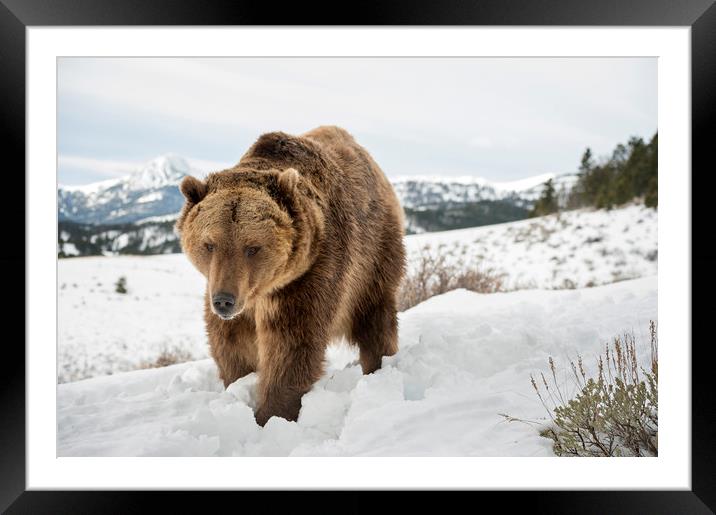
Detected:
[
  {"left": 206, "top": 307, "right": 259, "bottom": 387},
  {"left": 254, "top": 326, "right": 326, "bottom": 426}
]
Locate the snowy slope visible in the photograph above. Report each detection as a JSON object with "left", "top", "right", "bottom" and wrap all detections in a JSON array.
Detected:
[
  {"left": 58, "top": 255, "right": 206, "bottom": 382},
  {"left": 406, "top": 203, "right": 657, "bottom": 290},
  {"left": 57, "top": 203, "right": 657, "bottom": 383},
  {"left": 58, "top": 276, "right": 657, "bottom": 457}
]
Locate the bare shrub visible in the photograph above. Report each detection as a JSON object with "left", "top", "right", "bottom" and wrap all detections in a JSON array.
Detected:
[
  {"left": 399, "top": 244, "right": 504, "bottom": 311},
  {"left": 533, "top": 321, "right": 658, "bottom": 457},
  {"left": 115, "top": 276, "right": 128, "bottom": 294},
  {"left": 557, "top": 278, "right": 577, "bottom": 290},
  {"left": 139, "top": 346, "right": 194, "bottom": 369}
]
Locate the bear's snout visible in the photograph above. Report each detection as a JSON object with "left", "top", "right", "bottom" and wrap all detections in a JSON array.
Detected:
[{"left": 212, "top": 291, "right": 240, "bottom": 319}]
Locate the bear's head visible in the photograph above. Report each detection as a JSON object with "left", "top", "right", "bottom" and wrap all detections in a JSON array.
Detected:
[{"left": 176, "top": 168, "right": 304, "bottom": 320}]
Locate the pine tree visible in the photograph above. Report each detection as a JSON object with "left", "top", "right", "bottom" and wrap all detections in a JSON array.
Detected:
[
  {"left": 568, "top": 132, "right": 657, "bottom": 210},
  {"left": 573, "top": 148, "right": 598, "bottom": 207},
  {"left": 530, "top": 178, "right": 559, "bottom": 217},
  {"left": 643, "top": 133, "right": 658, "bottom": 207},
  {"left": 579, "top": 147, "right": 594, "bottom": 175}
]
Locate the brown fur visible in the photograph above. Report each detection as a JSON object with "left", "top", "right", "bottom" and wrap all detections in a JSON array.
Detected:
[{"left": 176, "top": 126, "right": 406, "bottom": 426}]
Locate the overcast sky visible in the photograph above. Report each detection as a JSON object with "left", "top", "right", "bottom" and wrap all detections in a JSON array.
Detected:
[{"left": 58, "top": 57, "right": 656, "bottom": 185}]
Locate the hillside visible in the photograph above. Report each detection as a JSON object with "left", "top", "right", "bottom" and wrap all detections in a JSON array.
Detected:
[
  {"left": 405, "top": 203, "right": 657, "bottom": 290},
  {"left": 58, "top": 203, "right": 657, "bottom": 383}
]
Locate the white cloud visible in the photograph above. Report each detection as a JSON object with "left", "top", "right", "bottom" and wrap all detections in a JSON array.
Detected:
[
  {"left": 58, "top": 57, "right": 657, "bottom": 183},
  {"left": 184, "top": 158, "right": 233, "bottom": 177},
  {"left": 58, "top": 154, "right": 233, "bottom": 184},
  {"left": 468, "top": 136, "right": 494, "bottom": 149},
  {"left": 59, "top": 58, "right": 655, "bottom": 140},
  {"left": 58, "top": 155, "right": 141, "bottom": 178}
]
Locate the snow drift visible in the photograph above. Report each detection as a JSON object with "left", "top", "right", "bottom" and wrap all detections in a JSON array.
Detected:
[{"left": 58, "top": 276, "right": 657, "bottom": 457}]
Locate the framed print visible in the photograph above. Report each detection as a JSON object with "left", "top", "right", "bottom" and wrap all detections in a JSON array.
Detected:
[{"left": 3, "top": 0, "right": 715, "bottom": 511}]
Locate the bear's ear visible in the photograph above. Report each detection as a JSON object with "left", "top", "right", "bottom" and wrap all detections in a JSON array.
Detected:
[
  {"left": 180, "top": 176, "right": 208, "bottom": 205},
  {"left": 277, "top": 167, "right": 300, "bottom": 194}
]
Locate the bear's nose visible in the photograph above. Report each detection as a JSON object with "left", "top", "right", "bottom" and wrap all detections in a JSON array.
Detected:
[{"left": 212, "top": 292, "right": 236, "bottom": 315}]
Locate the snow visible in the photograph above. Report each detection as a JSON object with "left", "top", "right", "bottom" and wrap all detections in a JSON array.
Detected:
[
  {"left": 112, "top": 233, "right": 130, "bottom": 251},
  {"left": 60, "top": 176, "right": 123, "bottom": 195},
  {"left": 60, "top": 154, "right": 190, "bottom": 194},
  {"left": 405, "top": 203, "right": 657, "bottom": 289},
  {"left": 58, "top": 255, "right": 207, "bottom": 382},
  {"left": 127, "top": 154, "right": 190, "bottom": 190},
  {"left": 58, "top": 204, "right": 656, "bottom": 383},
  {"left": 390, "top": 172, "right": 555, "bottom": 194},
  {"left": 59, "top": 242, "right": 80, "bottom": 256},
  {"left": 491, "top": 173, "right": 556, "bottom": 194},
  {"left": 58, "top": 276, "right": 657, "bottom": 456},
  {"left": 136, "top": 191, "right": 164, "bottom": 204},
  {"left": 390, "top": 172, "right": 571, "bottom": 203},
  {"left": 57, "top": 202, "right": 658, "bottom": 456},
  {"left": 391, "top": 174, "right": 493, "bottom": 187},
  {"left": 58, "top": 154, "right": 194, "bottom": 225},
  {"left": 136, "top": 213, "right": 180, "bottom": 224}
]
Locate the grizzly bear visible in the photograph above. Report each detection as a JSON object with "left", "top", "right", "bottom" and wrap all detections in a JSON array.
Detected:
[{"left": 176, "top": 126, "right": 406, "bottom": 426}]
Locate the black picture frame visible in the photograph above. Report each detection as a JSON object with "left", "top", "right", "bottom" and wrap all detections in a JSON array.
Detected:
[{"left": 2, "top": 0, "right": 714, "bottom": 511}]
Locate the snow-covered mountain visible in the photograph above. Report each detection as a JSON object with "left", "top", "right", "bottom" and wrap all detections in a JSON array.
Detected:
[
  {"left": 58, "top": 154, "right": 194, "bottom": 225},
  {"left": 393, "top": 173, "right": 543, "bottom": 209},
  {"left": 392, "top": 172, "right": 577, "bottom": 208},
  {"left": 393, "top": 173, "right": 578, "bottom": 234},
  {"left": 58, "top": 154, "right": 576, "bottom": 256}
]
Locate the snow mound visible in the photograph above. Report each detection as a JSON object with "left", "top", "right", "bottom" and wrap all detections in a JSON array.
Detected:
[{"left": 58, "top": 276, "right": 657, "bottom": 457}]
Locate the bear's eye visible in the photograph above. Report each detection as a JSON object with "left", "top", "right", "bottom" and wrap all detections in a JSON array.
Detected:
[
  {"left": 205, "top": 243, "right": 215, "bottom": 253},
  {"left": 244, "top": 246, "right": 260, "bottom": 257}
]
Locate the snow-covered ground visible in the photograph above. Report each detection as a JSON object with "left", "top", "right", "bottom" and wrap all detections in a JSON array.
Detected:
[
  {"left": 58, "top": 204, "right": 657, "bottom": 383},
  {"left": 58, "top": 276, "right": 657, "bottom": 456},
  {"left": 58, "top": 255, "right": 207, "bottom": 382},
  {"left": 405, "top": 203, "right": 657, "bottom": 290}
]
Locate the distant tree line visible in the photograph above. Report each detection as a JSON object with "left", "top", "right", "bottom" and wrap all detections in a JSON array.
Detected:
[
  {"left": 58, "top": 220, "right": 181, "bottom": 257},
  {"left": 530, "top": 132, "right": 657, "bottom": 217},
  {"left": 404, "top": 200, "right": 529, "bottom": 234}
]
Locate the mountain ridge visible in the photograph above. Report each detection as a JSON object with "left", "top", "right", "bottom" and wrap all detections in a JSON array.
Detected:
[{"left": 58, "top": 154, "right": 576, "bottom": 256}]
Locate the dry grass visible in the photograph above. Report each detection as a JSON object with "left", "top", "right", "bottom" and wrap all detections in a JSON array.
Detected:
[
  {"left": 139, "top": 346, "right": 195, "bottom": 369},
  {"left": 399, "top": 244, "right": 504, "bottom": 311}
]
